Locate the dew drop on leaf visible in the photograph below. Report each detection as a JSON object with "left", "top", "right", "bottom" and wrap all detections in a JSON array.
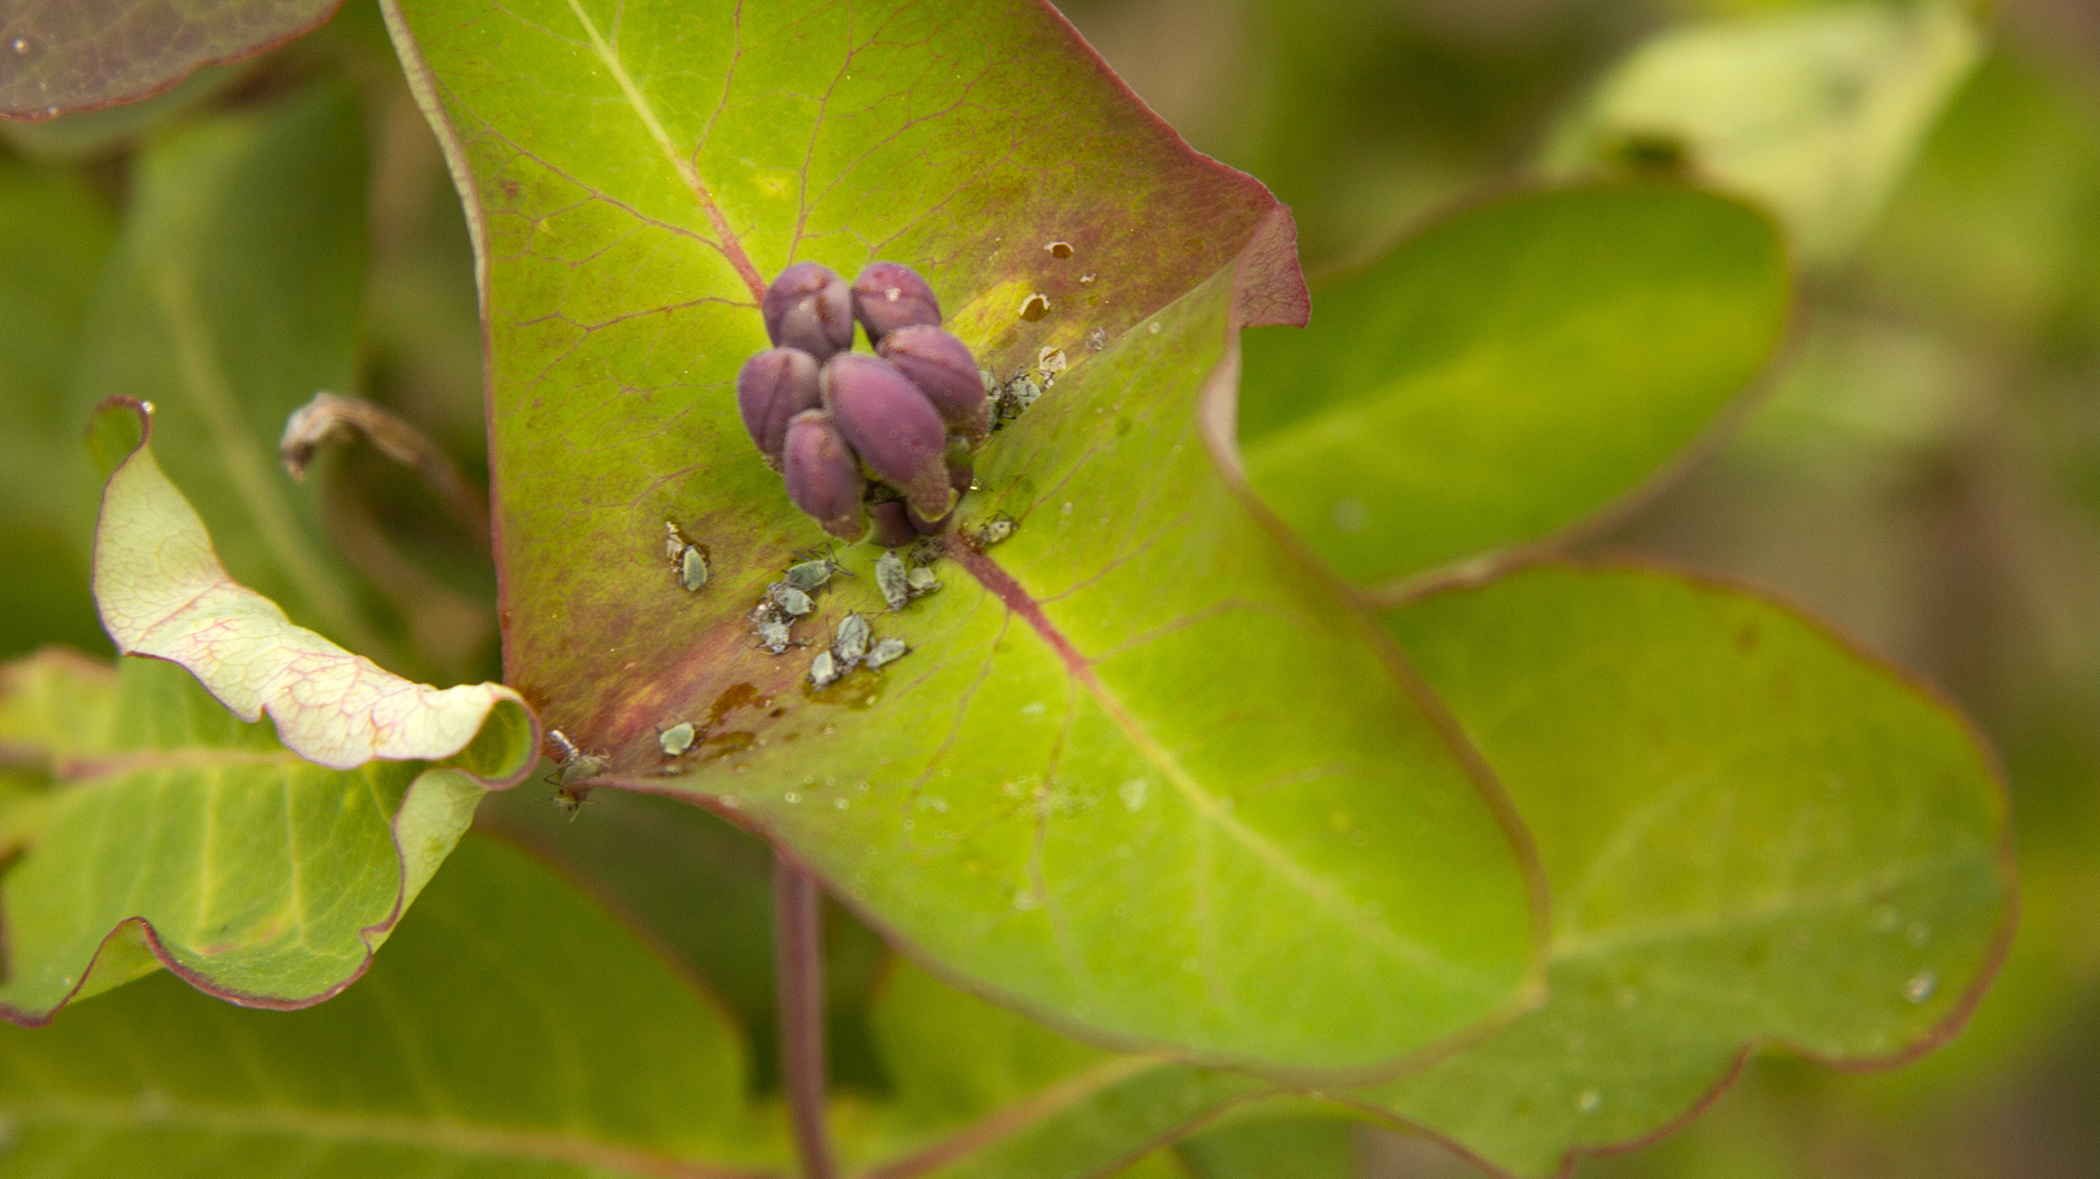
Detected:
[{"left": 1905, "top": 972, "right": 1937, "bottom": 1004}]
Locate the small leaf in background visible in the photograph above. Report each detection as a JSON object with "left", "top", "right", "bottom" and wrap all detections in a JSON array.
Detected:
[
  {"left": 0, "top": 0, "right": 338, "bottom": 119},
  {"left": 0, "top": 401, "right": 535, "bottom": 1022},
  {"left": 0, "top": 157, "right": 115, "bottom": 659},
  {"left": 0, "top": 833, "right": 776, "bottom": 1175},
  {"left": 389, "top": 0, "right": 1546, "bottom": 1074},
  {"left": 1542, "top": 0, "right": 1983, "bottom": 263},
  {"left": 68, "top": 78, "right": 394, "bottom": 661},
  {"left": 1340, "top": 565, "right": 2012, "bottom": 1178},
  {"left": 1239, "top": 184, "right": 1790, "bottom": 592},
  {"left": 1174, "top": 1112, "right": 1360, "bottom": 1179}
]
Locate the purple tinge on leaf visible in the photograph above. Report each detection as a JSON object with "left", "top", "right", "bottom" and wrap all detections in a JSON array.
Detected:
[
  {"left": 852, "top": 261, "right": 941, "bottom": 345},
  {"left": 762, "top": 262, "right": 855, "bottom": 360},
  {"left": 878, "top": 325, "right": 991, "bottom": 443},
  {"left": 736, "top": 347, "right": 823, "bottom": 468},
  {"left": 782, "top": 409, "right": 868, "bottom": 542},
  {"left": 821, "top": 352, "right": 956, "bottom": 520}
]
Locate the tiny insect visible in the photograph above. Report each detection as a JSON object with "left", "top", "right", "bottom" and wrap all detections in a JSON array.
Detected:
[
  {"left": 875, "top": 550, "right": 910, "bottom": 610},
  {"left": 1086, "top": 326, "right": 1108, "bottom": 352},
  {"left": 864, "top": 637, "right": 909, "bottom": 670},
  {"left": 679, "top": 545, "right": 709, "bottom": 591},
  {"left": 659, "top": 721, "right": 697, "bottom": 756},
  {"left": 833, "top": 612, "right": 872, "bottom": 665},
  {"left": 906, "top": 566, "right": 941, "bottom": 597},
  {"left": 782, "top": 554, "right": 844, "bottom": 591},
  {"left": 553, "top": 784, "right": 591, "bottom": 820},
  {"left": 974, "top": 514, "right": 1019, "bottom": 548},
  {"left": 545, "top": 729, "right": 607, "bottom": 786},
  {"left": 809, "top": 649, "right": 842, "bottom": 687},
  {"left": 754, "top": 617, "right": 796, "bottom": 654},
  {"left": 768, "top": 582, "right": 815, "bottom": 617},
  {"left": 664, "top": 520, "right": 690, "bottom": 562}
]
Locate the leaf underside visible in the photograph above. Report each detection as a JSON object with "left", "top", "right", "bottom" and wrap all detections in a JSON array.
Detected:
[
  {"left": 0, "top": 0, "right": 341, "bottom": 120},
  {"left": 391, "top": 0, "right": 1546, "bottom": 1074}
]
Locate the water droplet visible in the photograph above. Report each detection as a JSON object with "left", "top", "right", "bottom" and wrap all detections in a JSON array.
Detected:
[
  {"left": 1061, "top": 501, "right": 1075, "bottom": 516},
  {"left": 1906, "top": 921, "right": 1931, "bottom": 947},
  {"left": 1576, "top": 1088, "right": 1601, "bottom": 1114},
  {"left": 832, "top": 798, "right": 848, "bottom": 810},
  {"left": 1905, "top": 971, "right": 1937, "bottom": 1004},
  {"left": 1148, "top": 321, "right": 1162, "bottom": 334},
  {"left": 783, "top": 791, "right": 800, "bottom": 803},
  {"left": 11, "top": 38, "right": 28, "bottom": 52}
]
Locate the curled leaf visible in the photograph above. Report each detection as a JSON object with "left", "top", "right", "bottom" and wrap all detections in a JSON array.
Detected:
[{"left": 91, "top": 397, "right": 532, "bottom": 776}]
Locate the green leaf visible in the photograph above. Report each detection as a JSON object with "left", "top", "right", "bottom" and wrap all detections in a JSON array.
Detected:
[
  {"left": 1542, "top": 0, "right": 1982, "bottom": 263},
  {"left": 0, "top": 156, "right": 116, "bottom": 659},
  {"left": 0, "top": 402, "right": 536, "bottom": 1023},
  {"left": 1335, "top": 565, "right": 2013, "bottom": 1178},
  {"left": 1175, "top": 1112, "right": 1359, "bottom": 1179},
  {"left": 1239, "top": 184, "right": 1791, "bottom": 593},
  {"left": 387, "top": 0, "right": 1545, "bottom": 1073},
  {"left": 0, "top": 0, "right": 339, "bottom": 119},
  {"left": 68, "top": 78, "right": 394, "bottom": 660},
  {"left": 0, "top": 832, "right": 776, "bottom": 1175}
]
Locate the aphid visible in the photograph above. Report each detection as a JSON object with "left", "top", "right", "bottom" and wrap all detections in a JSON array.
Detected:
[
  {"left": 906, "top": 566, "right": 941, "bottom": 597},
  {"left": 783, "top": 554, "right": 844, "bottom": 592},
  {"left": 875, "top": 550, "right": 910, "bottom": 610},
  {"left": 659, "top": 721, "right": 697, "bottom": 756},
  {"left": 864, "top": 637, "right": 909, "bottom": 670},
  {"left": 833, "top": 612, "right": 872, "bottom": 666},
  {"left": 679, "top": 545, "right": 709, "bottom": 591},
  {"left": 553, "top": 784, "right": 591, "bottom": 820},
  {"left": 973, "top": 514, "right": 1018, "bottom": 548},
  {"left": 545, "top": 729, "right": 608, "bottom": 787},
  {"left": 993, "top": 371, "right": 1042, "bottom": 429},
  {"left": 809, "top": 649, "right": 842, "bottom": 688},
  {"left": 768, "top": 582, "right": 815, "bottom": 617},
  {"left": 907, "top": 536, "right": 946, "bottom": 565},
  {"left": 754, "top": 617, "right": 796, "bottom": 654}
]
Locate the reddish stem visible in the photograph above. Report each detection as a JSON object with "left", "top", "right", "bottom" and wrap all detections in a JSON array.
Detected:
[{"left": 773, "top": 853, "right": 839, "bottom": 1179}]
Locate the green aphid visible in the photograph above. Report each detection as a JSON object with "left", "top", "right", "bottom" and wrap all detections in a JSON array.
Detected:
[
  {"left": 769, "top": 582, "right": 815, "bottom": 617},
  {"left": 974, "top": 514, "right": 1018, "bottom": 547},
  {"left": 833, "top": 612, "right": 871, "bottom": 665},
  {"left": 679, "top": 545, "right": 709, "bottom": 591},
  {"left": 546, "top": 729, "right": 606, "bottom": 787},
  {"left": 659, "top": 721, "right": 697, "bottom": 756},
  {"left": 755, "top": 617, "right": 795, "bottom": 655},
  {"left": 875, "top": 550, "right": 910, "bottom": 610},
  {"left": 864, "top": 637, "right": 909, "bottom": 670},
  {"left": 905, "top": 566, "right": 941, "bottom": 597},
  {"left": 809, "top": 649, "right": 842, "bottom": 688},
  {"left": 783, "top": 556, "right": 842, "bottom": 592}
]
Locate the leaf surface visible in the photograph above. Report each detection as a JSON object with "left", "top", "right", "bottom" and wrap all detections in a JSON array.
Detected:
[
  {"left": 1542, "top": 0, "right": 1981, "bottom": 263},
  {"left": 389, "top": 0, "right": 1544, "bottom": 1073},
  {"left": 0, "top": 833, "right": 775, "bottom": 1176},
  {"left": 0, "top": 0, "right": 338, "bottom": 119},
  {"left": 0, "top": 405, "right": 536, "bottom": 1022},
  {"left": 1238, "top": 185, "right": 1790, "bottom": 594},
  {"left": 1342, "top": 565, "right": 2013, "bottom": 1177}
]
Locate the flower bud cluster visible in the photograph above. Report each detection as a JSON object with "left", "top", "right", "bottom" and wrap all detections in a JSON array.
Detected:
[{"left": 739, "top": 261, "right": 989, "bottom": 547}]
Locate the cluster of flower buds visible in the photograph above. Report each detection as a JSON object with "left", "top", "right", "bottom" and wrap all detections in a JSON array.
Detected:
[{"left": 738, "top": 261, "right": 989, "bottom": 547}]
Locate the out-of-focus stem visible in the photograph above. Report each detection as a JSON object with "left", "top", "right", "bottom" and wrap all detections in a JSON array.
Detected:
[{"left": 773, "top": 852, "right": 839, "bottom": 1179}]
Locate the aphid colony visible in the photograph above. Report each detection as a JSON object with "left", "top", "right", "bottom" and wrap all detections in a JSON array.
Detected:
[{"left": 739, "top": 260, "right": 994, "bottom": 547}]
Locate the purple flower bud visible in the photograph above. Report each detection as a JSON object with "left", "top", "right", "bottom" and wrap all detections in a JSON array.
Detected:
[
  {"left": 867, "top": 500, "right": 916, "bottom": 548},
  {"left": 906, "top": 501, "right": 949, "bottom": 536},
  {"left": 877, "top": 325, "right": 990, "bottom": 442},
  {"left": 737, "top": 348, "right": 822, "bottom": 468},
  {"left": 821, "top": 353, "right": 955, "bottom": 520},
  {"left": 782, "top": 410, "right": 867, "bottom": 542},
  {"left": 852, "top": 262, "right": 941, "bottom": 345},
  {"left": 763, "top": 263, "right": 855, "bottom": 360}
]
